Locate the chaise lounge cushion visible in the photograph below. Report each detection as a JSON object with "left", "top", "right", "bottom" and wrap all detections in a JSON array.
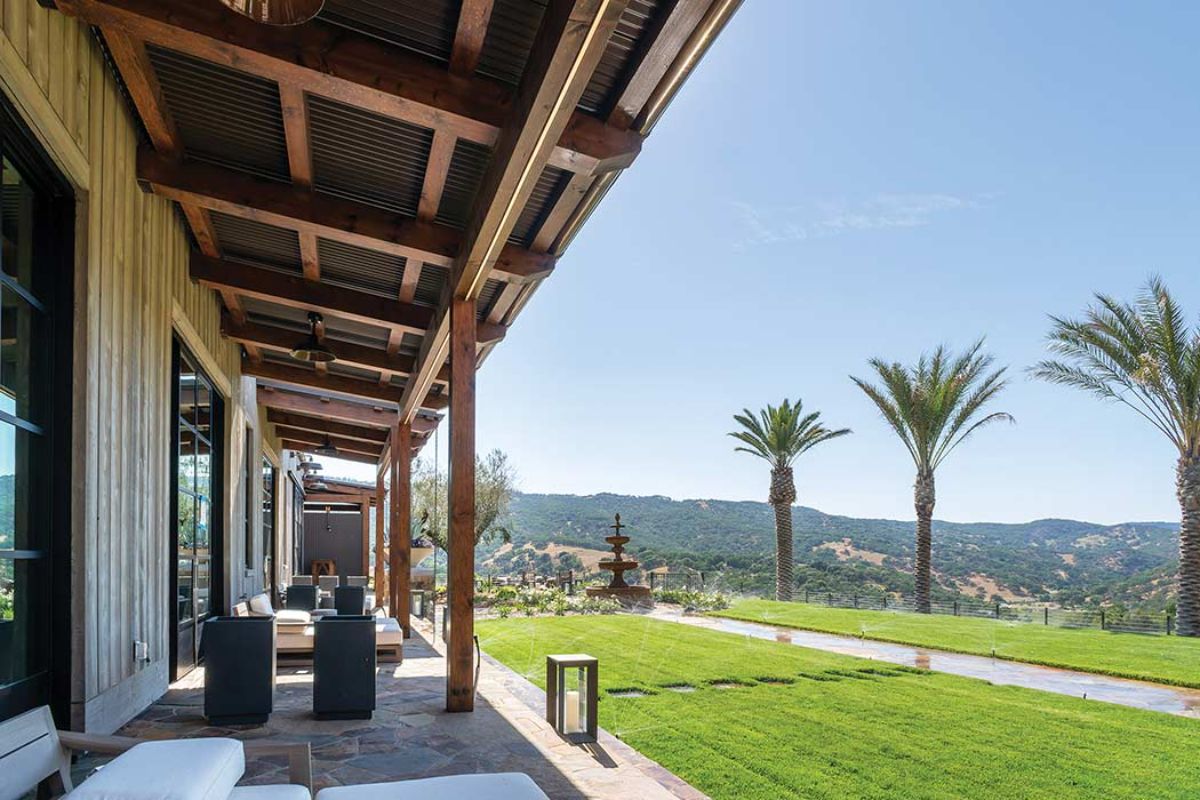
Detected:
[
  {"left": 313, "top": 773, "right": 548, "bottom": 800},
  {"left": 228, "top": 786, "right": 311, "bottom": 800},
  {"left": 69, "top": 738, "right": 244, "bottom": 800},
  {"left": 248, "top": 594, "right": 275, "bottom": 617}
]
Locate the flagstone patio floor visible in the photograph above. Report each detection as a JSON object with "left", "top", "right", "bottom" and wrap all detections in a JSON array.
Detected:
[{"left": 109, "top": 621, "right": 705, "bottom": 800}]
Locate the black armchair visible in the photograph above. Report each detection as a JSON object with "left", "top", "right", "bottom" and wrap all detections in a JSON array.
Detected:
[
  {"left": 200, "top": 616, "right": 276, "bottom": 725},
  {"left": 334, "top": 585, "right": 367, "bottom": 616},
  {"left": 313, "top": 616, "right": 376, "bottom": 720},
  {"left": 286, "top": 584, "right": 318, "bottom": 611}
]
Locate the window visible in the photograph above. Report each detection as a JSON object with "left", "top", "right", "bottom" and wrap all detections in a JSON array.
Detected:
[
  {"left": 0, "top": 97, "right": 73, "bottom": 722},
  {"left": 261, "top": 458, "right": 276, "bottom": 593},
  {"left": 243, "top": 429, "right": 253, "bottom": 572},
  {"left": 171, "top": 343, "right": 223, "bottom": 680}
]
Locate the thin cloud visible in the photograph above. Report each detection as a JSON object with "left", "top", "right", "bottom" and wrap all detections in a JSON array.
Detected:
[{"left": 732, "top": 192, "right": 991, "bottom": 249}]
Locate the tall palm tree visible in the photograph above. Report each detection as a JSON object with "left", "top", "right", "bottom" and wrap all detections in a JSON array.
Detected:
[
  {"left": 852, "top": 341, "right": 1012, "bottom": 613},
  {"left": 1032, "top": 278, "right": 1200, "bottom": 636},
  {"left": 730, "top": 399, "right": 851, "bottom": 601}
]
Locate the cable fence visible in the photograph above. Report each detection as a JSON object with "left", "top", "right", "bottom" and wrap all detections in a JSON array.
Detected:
[{"left": 789, "top": 588, "right": 1176, "bottom": 635}]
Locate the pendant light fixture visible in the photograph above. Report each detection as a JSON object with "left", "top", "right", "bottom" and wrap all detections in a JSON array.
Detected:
[
  {"left": 290, "top": 311, "right": 336, "bottom": 363},
  {"left": 314, "top": 436, "right": 339, "bottom": 457},
  {"left": 218, "top": 0, "right": 325, "bottom": 26}
]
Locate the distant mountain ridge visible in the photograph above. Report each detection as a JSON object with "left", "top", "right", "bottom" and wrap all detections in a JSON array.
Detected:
[{"left": 481, "top": 492, "right": 1179, "bottom": 609}]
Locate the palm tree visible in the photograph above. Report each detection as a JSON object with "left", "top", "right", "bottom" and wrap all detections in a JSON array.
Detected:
[
  {"left": 730, "top": 399, "right": 851, "bottom": 601},
  {"left": 1032, "top": 278, "right": 1200, "bottom": 636},
  {"left": 852, "top": 341, "right": 1012, "bottom": 613}
]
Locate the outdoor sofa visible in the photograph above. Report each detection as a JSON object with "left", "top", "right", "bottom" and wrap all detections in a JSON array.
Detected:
[
  {"left": 0, "top": 706, "right": 549, "bottom": 799},
  {"left": 234, "top": 593, "right": 403, "bottom": 663}
]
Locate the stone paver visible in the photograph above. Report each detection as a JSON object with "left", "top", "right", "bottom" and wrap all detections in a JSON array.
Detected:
[{"left": 110, "top": 621, "right": 706, "bottom": 800}]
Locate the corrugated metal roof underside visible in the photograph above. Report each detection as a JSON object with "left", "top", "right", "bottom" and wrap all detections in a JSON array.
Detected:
[
  {"left": 508, "top": 165, "right": 567, "bottom": 246},
  {"left": 242, "top": 298, "right": 392, "bottom": 348},
  {"left": 477, "top": 278, "right": 503, "bottom": 320},
  {"left": 309, "top": 95, "right": 433, "bottom": 217},
  {"left": 435, "top": 138, "right": 492, "bottom": 229},
  {"left": 414, "top": 264, "right": 448, "bottom": 307},
  {"left": 210, "top": 212, "right": 303, "bottom": 274},
  {"left": 474, "top": 0, "right": 664, "bottom": 116},
  {"left": 475, "top": 0, "right": 545, "bottom": 88},
  {"left": 317, "top": 238, "right": 407, "bottom": 299},
  {"left": 317, "top": 0, "right": 458, "bottom": 64},
  {"left": 147, "top": 45, "right": 290, "bottom": 182},
  {"left": 578, "top": 0, "right": 663, "bottom": 115},
  {"left": 328, "top": 361, "right": 383, "bottom": 383}
]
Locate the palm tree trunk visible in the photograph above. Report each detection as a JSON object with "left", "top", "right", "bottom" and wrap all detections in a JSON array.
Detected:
[
  {"left": 769, "top": 466, "right": 797, "bottom": 602},
  {"left": 772, "top": 501, "right": 794, "bottom": 601},
  {"left": 1177, "top": 456, "right": 1200, "bottom": 636},
  {"left": 913, "top": 471, "right": 936, "bottom": 614}
]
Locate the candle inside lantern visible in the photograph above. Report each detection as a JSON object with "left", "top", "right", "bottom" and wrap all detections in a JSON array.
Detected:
[{"left": 564, "top": 689, "right": 581, "bottom": 733}]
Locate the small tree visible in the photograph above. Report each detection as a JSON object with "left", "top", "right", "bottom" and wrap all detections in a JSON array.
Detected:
[
  {"left": 1032, "top": 278, "right": 1200, "bottom": 635},
  {"left": 414, "top": 448, "right": 518, "bottom": 550},
  {"left": 852, "top": 341, "right": 1013, "bottom": 613},
  {"left": 730, "top": 399, "right": 850, "bottom": 601}
]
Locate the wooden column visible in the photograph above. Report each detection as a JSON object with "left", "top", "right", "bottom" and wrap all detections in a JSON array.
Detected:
[
  {"left": 374, "top": 469, "right": 387, "bottom": 610},
  {"left": 389, "top": 421, "right": 412, "bottom": 636},
  {"left": 360, "top": 498, "right": 370, "bottom": 583},
  {"left": 446, "top": 295, "right": 476, "bottom": 712}
]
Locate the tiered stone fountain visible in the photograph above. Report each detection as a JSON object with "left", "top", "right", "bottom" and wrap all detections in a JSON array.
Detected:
[{"left": 586, "top": 514, "right": 653, "bottom": 607}]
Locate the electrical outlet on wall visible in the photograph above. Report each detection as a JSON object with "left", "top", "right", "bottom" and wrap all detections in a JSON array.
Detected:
[{"left": 133, "top": 640, "right": 149, "bottom": 664}]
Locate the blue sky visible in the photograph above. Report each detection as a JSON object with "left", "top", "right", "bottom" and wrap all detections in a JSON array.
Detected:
[{"left": 343, "top": 2, "right": 1200, "bottom": 525}]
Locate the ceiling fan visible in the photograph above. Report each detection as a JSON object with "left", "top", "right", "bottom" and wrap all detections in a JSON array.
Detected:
[{"left": 217, "top": 0, "right": 324, "bottom": 26}]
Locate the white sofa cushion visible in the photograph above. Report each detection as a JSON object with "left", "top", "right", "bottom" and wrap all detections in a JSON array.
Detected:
[
  {"left": 70, "top": 738, "right": 244, "bottom": 800},
  {"left": 274, "top": 609, "right": 312, "bottom": 626},
  {"left": 228, "top": 786, "right": 311, "bottom": 800},
  {"left": 314, "top": 774, "right": 548, "bottom": 800},
  {"left": 248, "top": 594, "right": 275, "bottom": 617}
]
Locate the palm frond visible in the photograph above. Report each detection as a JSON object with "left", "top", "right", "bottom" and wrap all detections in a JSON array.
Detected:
[{"left": 729, "top": 398, "right": 851, "bottom": 468}]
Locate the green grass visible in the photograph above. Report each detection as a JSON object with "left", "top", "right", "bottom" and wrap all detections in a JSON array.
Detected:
[
  {"left": 711, "top": 599, "right": 1200, "bottom": 687},
  {"left": 478, "top": 615, "right": 1200, "bottom": 800}
]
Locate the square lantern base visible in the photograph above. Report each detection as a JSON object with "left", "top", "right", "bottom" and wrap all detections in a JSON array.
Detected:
[{"left": 546, "top": 654, "right": 599, "bottom": 744}]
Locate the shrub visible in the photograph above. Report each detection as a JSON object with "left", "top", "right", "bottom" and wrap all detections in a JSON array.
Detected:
[{"left": 652, "top": 588, "right": 732, "bottom": 611}]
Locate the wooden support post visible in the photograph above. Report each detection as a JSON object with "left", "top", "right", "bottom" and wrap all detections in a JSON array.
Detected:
[
  {"left": 360, "top": 498, "right": 370, "bottom": 586},
  {"left": 446, "top": 295, "right": 476, "bottom": 712},
  {"left": 375, "top": 469, "right": 387, "bottom": 611},
  {"left": 390, "top": 420, "right": 412, "bottom": 637}
]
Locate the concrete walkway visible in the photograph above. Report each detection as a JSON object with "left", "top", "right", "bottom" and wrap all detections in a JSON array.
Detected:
[{"left": 650, "top": 607, "right": 1200, "bottom": 718}]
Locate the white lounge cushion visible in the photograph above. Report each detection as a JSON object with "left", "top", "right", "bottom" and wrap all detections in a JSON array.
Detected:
[
  {"left": 275, "top": 609, "right": 312, "bottom": 626},
  {"left": 248, "top": 594, "right": 275, "bottom": 617},
  {"left": 70, "top": 738, "right": 244, "bottom": 800},
  {"left": 229, "top": 785, "right": 311, "bottom": 800},
  {"left": 314, "top": 774, "right": 548, "bottom": 800}
]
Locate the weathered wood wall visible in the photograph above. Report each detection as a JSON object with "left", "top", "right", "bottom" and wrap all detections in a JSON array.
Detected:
[{"left": 0, "top": 1, "right": 266, "bottom": 732}]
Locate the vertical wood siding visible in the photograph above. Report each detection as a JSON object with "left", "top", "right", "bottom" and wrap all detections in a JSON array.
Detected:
[{"left": 0, "top": 2, "right": 254, "bottom": 730}]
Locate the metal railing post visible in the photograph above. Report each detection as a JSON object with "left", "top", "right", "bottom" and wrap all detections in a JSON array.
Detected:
[
  {"left": 953, "top": 600, "right": 959, "bottom": 616},
  {"left": 1044, "top": 607, "right": 1049, "bottom": 625},
  {"left": 1100, "top": 609, "right": 1106, "bottom": 631},
  {"left": 994, "top": 602, "right": 1000, "bottom": 619}
]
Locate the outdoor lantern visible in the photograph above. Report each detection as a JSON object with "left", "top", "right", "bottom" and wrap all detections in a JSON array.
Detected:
[{"left": 546, "top": 654, "right": 598, "bottom": 743}]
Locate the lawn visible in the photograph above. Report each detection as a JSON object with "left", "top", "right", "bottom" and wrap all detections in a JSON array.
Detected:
[
  {"left": 477, "top": 615, "right": 1200, "bottom": 800},
  {"left": 711, "top": 599, "right": 1200, "bottom": 688}
]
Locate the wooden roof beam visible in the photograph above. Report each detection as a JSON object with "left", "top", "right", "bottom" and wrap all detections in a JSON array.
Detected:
[
  {"left": 256, "top": 386, "right": 439, "bottom": 431},
  {"left": 139, "top": 149, "right": 554, "bottom": 284},
  {"left": 399, "top": 0, "right": 630, "bottom": 424},
  {"left": 450, "top": 0, "right": 495, "bottom": 77},
  {"left": 222, "top": 316, "right": 468, "bottom": 384},
  {"left": 272, "top": 426, "right": 384, "bottom": 458},
  {"left": 246, "top": 359, "right": 449, "bottom": 410},
  {"left": 57, "top": 0, "right": 641, "bottom": 176},
  {"left": 265, "top": 410, "right": 388, "bottom": 444},
  {"left": 281, "top": 442, "right": 380, "bottom": 466}
]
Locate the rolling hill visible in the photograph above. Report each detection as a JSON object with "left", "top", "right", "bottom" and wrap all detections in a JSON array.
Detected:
[{"left": 480, "top": 492, "right": 1180, "bottom": 610}]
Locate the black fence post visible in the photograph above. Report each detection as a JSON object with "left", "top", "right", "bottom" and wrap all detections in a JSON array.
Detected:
[
  {"left": 1100, "top": 609, "right": 1106, "bottom": 631},
  {"left": 828, "top": 592, "right": 833, "bottom": 606},
  {"left": 650, "top": 572, "right": 656, "bottom": 591},
  {"left": 882, "top": 595, "right": 887, "bottom": 610},
  {"left": 700, "top": 572, "right": 706, "bottom": 590},
  {"left": 804, "top": 588, "right": 809, "bottom": 604},
  {"left": 953, "top": 600, "right": 959, "bottom": 617},
  {"left": 1167, "top": 613, "right": 1174, "bottom": 635},
  {"left": 853, "top": 593, "right": 859, "bottom": 609},
  {"left": 1044, "top": 607, "right": 1049, "bottom": 626}
]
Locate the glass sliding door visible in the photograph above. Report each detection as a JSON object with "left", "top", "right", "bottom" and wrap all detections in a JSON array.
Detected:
[
  {"left": 262, "top": 459, "right": 276, "bottom": 597},
  {"left": 0, "top": 96, "right": 73, "bottom": 722},
  {"left": 170, "top": 343, "right": 222, "bottom": 680}
]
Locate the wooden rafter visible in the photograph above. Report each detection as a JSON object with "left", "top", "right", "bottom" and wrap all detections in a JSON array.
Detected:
[
  {"left": 221, "top": 316, "right": 459, "bottom": 385},
  {"left": 450, "top": 0, "right": 495, "bottom": 77},
  {"left": 245, "top": 360, "right": 412, "bottom": 404},
  {"left": 281, "top": 441, "right": 379, "bottom": 466},
  {"left": 272, "top": 427, "right": 384, "bottom": 458},
  {"left": 193, "top": 254, "right": 435, "bottom": 335},
  {"left": 399, "top": 0, "right": 630, "bottom": 424},
  {"left": 139, "top": 150, "right": 555, "bottom": 284},
  {"left": 530, "top": 172, "right": 593, "bottom": 253},
  {"left": 256, "top": 386, "right": 439, "bottom": 431},
  {"left": 58, "top": 0, "right": 642, "bottom": 176},
  {"left": 265, "top": 410, "right": 388, "bottom": 444}
]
